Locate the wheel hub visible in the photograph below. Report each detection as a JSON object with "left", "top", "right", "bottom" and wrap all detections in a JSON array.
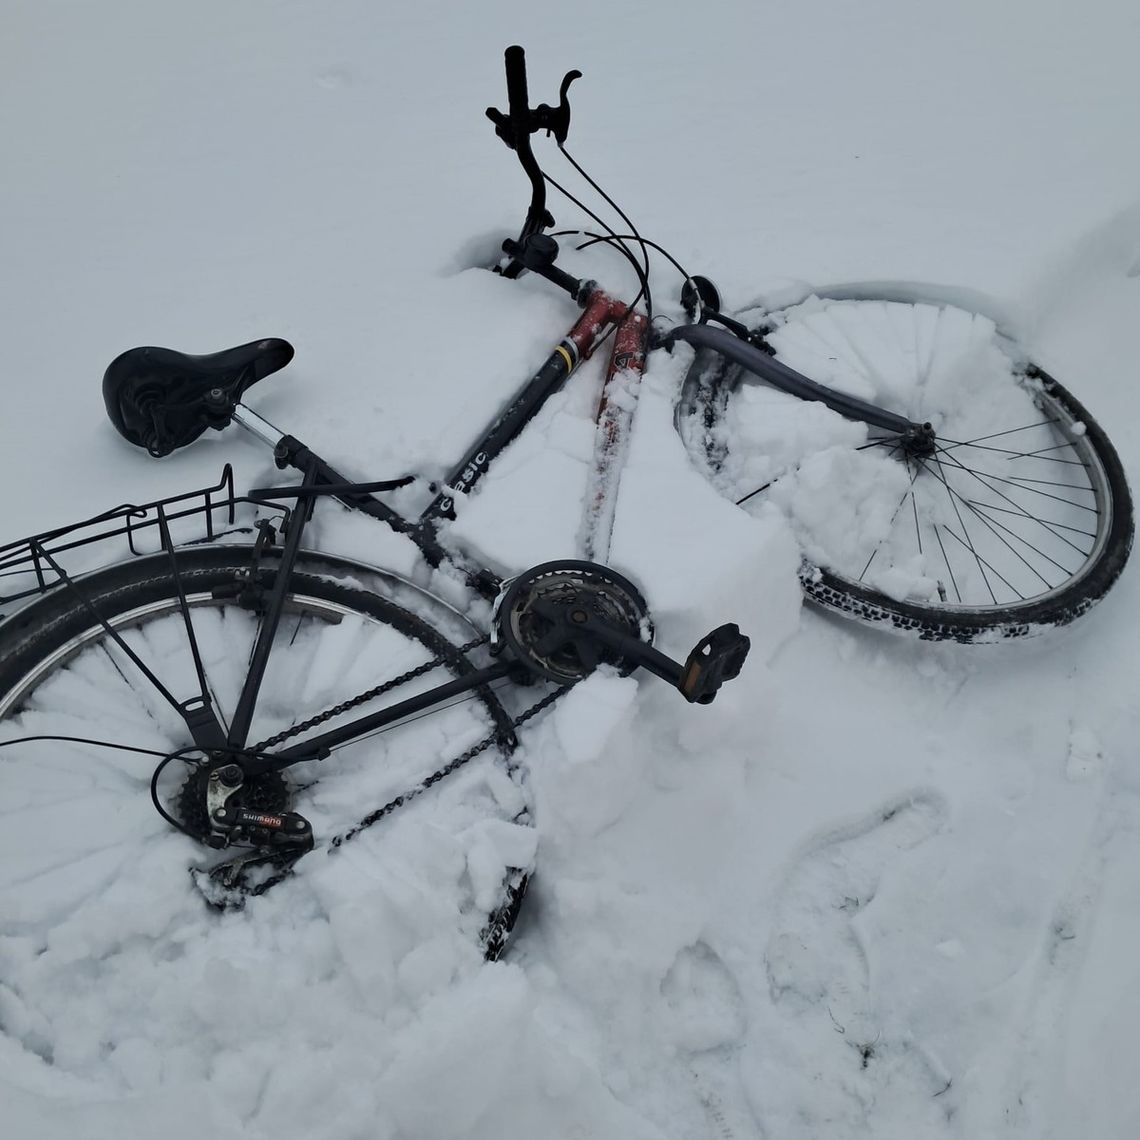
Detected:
[{"left": 900, "top": 421, "right": 937, "bottom": 458}]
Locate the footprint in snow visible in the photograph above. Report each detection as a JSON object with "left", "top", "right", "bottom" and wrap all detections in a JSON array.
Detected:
[
  {"left": 766, "top": 790, "right": 948, "bottom": 1033},
  {"left": 755, "top": 791, "right": 956, "bottom": 1134},
  {"left": 661, "top": 941, "right": 763, "bottom": 1139}
]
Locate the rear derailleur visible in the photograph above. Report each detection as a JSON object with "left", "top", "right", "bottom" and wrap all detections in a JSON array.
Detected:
[{"left": 177, "top": 761, "right": 312, "bottom": 910}]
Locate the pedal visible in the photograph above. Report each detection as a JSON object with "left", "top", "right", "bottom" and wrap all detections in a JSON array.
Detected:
[{"left": 679, "top": 624, "right": 750, "bottom": 704}]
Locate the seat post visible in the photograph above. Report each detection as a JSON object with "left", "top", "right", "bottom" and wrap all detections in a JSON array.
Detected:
[{"left": 232, "top": 404, "right": 286, "bottom": 451}]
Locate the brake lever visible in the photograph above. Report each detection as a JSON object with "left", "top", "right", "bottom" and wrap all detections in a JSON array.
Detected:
[
  {"left": 485, "top": 67, "right": 582, "bottom": 150},
  {"left": 543, "top": 68, "right": 583, "bottom": 144}
]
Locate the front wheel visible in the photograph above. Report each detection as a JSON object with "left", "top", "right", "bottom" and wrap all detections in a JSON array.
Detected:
[
  {"left": 678, "top": 293, "right": 1133, "bottom": 641},
  {"left": 0, "top": 546, "right": 531, "bottom": 1085}
]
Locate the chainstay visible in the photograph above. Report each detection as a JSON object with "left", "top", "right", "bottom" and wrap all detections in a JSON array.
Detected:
[
  {"left": 249, "top": 634, "right": 490, "bottom": 752},
  {"left": 329, "top": 682, "right": 570, "bottom": 850}
]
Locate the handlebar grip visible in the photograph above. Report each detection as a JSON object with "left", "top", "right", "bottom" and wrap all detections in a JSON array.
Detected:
[{"left": 504, "top": 45, "right": 530, "bottom": 125}]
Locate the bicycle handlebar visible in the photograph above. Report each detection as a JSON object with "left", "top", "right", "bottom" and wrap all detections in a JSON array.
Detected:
[
  {"left": 486, "top": 45, "right": 582, "bottom": 269},
  {"left": 504, "top": 44, "right": 530, "bottom": 139}
]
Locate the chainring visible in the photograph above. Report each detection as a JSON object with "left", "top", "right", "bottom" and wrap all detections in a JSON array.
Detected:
[
  {"left": 493, "top": 560, "right": 652, "bottom": 684},
  {"left": 176, "top": 765, "right": 290, "bottom": 842}
]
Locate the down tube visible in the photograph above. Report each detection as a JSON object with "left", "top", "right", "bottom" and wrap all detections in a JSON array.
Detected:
[{"left": 419, "top": 291, "right": 621, "bottom": 522}]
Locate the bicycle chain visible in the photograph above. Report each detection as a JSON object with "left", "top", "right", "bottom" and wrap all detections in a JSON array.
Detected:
[
  {"left": 249, "top": 634, "right": 491, "bottom": 753},
  {"left": 198, "top": 649, "right": 570, "bottom": 908},
  {"left": 243, "top": 626, "right": 569, "bottom": 853},
  {"left": 330, "top": 682, "right": 570, "bottom": 850}
]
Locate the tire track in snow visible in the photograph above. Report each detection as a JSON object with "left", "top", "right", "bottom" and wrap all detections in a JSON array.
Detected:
[{"left": 998, "top": 728, "right": 1138, "bottom": 1139}]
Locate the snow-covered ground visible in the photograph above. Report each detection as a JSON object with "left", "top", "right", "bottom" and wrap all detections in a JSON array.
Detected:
[{"left": 4, "top": 2, "right": 1140, "bottom": 1137}]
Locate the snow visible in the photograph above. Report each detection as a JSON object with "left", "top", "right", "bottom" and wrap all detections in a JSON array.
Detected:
[{"left": 4, "top": 1, "right": 1140, "bottom": 1137}]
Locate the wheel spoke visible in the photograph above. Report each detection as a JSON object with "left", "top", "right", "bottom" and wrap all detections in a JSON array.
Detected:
[
  {"left": 939, "top": 520, "right": 1024, "bottom": 600},
  {"left": 963, "top": 498, "right": 1096, "bottom": 540},
  {"left": 937, "top": 435, "right": 1087, "bottom": 467},
  {"left": 909, "top": 457, "right": 924, "bottom": 556},
  {"left": 735, "top": 480, "right": 772, "bottom": 507},
  {"left": 1009, "top": 441, "right": 1085, "bottom": 461},
  {"left": 1004, "top": 473, "right": 1098, "bottom": 493},
  {"left": 920, "top": 456, "right": 1068, "bottom": 589},
  {"left": 925, "top": 451, "right": 998, "bottom": 604},
  {"left": 856, "top": 436, "right": 899, "bottom": 452},
  {"left": 963, "top": 500, "right": 1077, "bottom": 578},
  {"left": 931, "top": 446, "right": 1096, "bottom": 553},
  {"left": 932, "top": 525, "right": 961, "bottom": 603},
  {"left": 859, "top": 462, "right": 921, "bottom": 581}
]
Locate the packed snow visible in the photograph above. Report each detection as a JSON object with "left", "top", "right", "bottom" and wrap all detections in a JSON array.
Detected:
[{"left": 3, "top": 2, "right": 1140, "bottom": 1138}]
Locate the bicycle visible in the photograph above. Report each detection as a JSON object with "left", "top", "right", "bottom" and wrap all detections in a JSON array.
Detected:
[{"left": 0, "top": 46, "right": 1131, "bottom": 1062}]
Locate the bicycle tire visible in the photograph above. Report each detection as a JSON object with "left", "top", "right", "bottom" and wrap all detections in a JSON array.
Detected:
[
  {"left": 678, "top": 294, "right": 1133, "bottom": 641},
  {"left": 0, "top": 545, "right": 531, "bottom": 1080}
]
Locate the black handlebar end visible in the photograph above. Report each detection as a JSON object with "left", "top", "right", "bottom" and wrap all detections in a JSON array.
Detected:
[{"left": 504, "top": 45, "right": 530, "bottom": 122}]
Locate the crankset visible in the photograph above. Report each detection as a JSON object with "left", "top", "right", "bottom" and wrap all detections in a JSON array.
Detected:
[
  {"left": 491, "top": 560, "right": 751, "bottom": 703},
  {"left": 492, "top": 560, "right": 651, "bottom": 683}
]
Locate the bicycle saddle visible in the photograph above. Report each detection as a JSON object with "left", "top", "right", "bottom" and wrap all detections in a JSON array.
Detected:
[{"left": 103, "top": 338, "right": 294, "bottom": 456}]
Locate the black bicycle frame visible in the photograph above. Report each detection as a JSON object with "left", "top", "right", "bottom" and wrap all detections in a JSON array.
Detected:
[
  {"left": 234, "top": 284, "right": 646, "bottom": 593},
  {"left": 217, "top": 264, "right": 929, "bottom": 770},
  {"left": 241, "top": 659, "right": 518, "bottom": 773},
  {"left": 190, "top": 286, "right": 654, "bottom": 767}
]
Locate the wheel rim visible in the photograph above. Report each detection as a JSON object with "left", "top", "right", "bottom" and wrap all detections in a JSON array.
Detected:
[
  {"left": 0, "top": 591, "right": 358, "bottom": 716},
  {"left": 690, "top": 297, "right": 1119, "bottom": 617},
  {"left": 0, "top": 562, "right": 529, "bottom": 1085}
]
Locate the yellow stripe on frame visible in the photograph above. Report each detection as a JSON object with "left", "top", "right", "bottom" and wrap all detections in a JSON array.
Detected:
[{"left": 555, "top": 344, "right": 574, "bottom": 373}]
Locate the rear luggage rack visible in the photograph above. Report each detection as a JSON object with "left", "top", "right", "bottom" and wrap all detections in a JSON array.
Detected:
[{"left": 0, "top": 466, "right": 289, "bottom": 608}]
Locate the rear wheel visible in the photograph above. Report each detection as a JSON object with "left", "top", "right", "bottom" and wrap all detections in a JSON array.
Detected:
[
  {"left": 0, "top": 546, "right": 531, "bottom": 1083},
  {"left": 678, "top": 293, "right": 1133, "bottom": 640}
]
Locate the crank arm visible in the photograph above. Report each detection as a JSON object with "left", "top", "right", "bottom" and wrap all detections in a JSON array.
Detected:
[{"left": 570, "top": 613, "right": 750, "bottom": 703}]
